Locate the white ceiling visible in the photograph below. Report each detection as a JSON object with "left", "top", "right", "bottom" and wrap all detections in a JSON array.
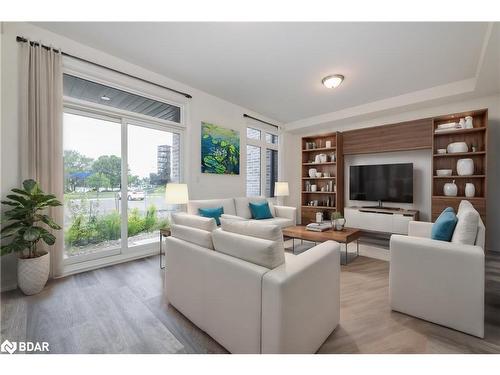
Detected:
[{"left": 34, "top": 22, "right": 494, "bottom": 124}]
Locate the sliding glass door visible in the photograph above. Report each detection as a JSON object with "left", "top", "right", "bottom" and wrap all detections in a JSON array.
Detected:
[{"left": 63, "top": 110, "right": 182, "bottom": 264}]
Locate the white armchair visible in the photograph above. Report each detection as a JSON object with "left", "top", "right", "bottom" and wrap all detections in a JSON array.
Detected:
[{"left": 390, "top": 220, "right": 485, "bottom": 338}]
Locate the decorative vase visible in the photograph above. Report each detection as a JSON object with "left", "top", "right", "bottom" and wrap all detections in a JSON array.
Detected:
[
  {"left": 308, "top": 168, "right": 317, "bottom": 178},
  {"left": 464, "top": 116, "right": 474, "bottom": 129},
  {"left": 458, "top": 118, "right": 465, "bottom": 128},
  {"left": 311, "top": 184, "right": 317, "bottom": 192},
  {"left": 457, "top": 158, "right": 474, "bottom": 176},
  {"left": 447, "top": 142, "right": 468, "bottom": 153},
  {"left": 325, "top": 140, "right": 332, "bottom": 148},
  {"left": 443, "top": 180, "right": 458, "bottom": 197},
  {"left": 333, "top": 218, "right": 346, "bottom": 231},
  {"left": 315, "top": 155, "right": 321, "bottom": 163},
  {"left": 319, "top": 154, "right": 327, "bottom": 163},
  {"left": 17, "top": 251, "right": 50, "bottom": 295},
  {"left": 465, "top": 183, "right": 476, "bottom": 198}
]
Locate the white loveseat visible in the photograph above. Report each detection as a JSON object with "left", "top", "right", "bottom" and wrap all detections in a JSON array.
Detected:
[
  {"left": 187, "top": 196, "right": 296, "bottom": 228},
  {"left": 165, "top": 214, "right": 340, "bottom": 353},
  {"left": 389, "top": 200, "right": 485, "bottom": 337}
]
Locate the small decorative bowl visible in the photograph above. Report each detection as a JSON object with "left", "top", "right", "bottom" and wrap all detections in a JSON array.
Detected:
[
  {"left": 436, "top": 169, "right": 453, "bottom": 177},
  {"left": 437, "top": 149, "right": 447, "bottom": 154}
]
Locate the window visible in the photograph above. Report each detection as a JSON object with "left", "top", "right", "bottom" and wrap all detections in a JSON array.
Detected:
[
  {"left": 63, "top": 73, "right": 183, "bottom": 264},
  {"left": 246, "top": 126, "right": 279, "bottom": 197}
]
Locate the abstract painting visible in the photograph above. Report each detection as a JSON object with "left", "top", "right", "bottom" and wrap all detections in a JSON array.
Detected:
[{"left": 201, "top": 122, "right": 240, "bottom": 175}]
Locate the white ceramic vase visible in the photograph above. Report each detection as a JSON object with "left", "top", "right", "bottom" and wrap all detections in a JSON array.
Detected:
[
  {"left": 465, "top": 183, "right": 476, "bottom": 198},
  {"left": 447, "top": 142, "right": 468, "bottom": 153},
  {"left": 465, "top": 116, "right": 474, "bottom": 129},
  {"left": 443, "top": 180, "right": 458, "bottom": 197},
  {"left": 457, "top": 158, "right": 474, "bottom": 176},
  {"left": 308, "top": 168, "right": 317, "bottom": 178},
  {"left": 17, "top": 251, "right": 50, "bottom": 295}
]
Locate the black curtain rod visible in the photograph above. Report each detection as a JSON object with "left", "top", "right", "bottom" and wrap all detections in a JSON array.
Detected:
[
  {"left": 16, "top": 36, "right": 192, "bottom": 99},
  {"left": 243, "top": 113, "right": 279, "bottom": 129}
]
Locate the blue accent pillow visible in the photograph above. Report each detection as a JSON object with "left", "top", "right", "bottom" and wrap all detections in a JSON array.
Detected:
[
  {"left": 198, "top": 207, "right": 224, "bottom": 226},
  {"left": 431, "top": 207, "right": 458, "bottom": 241},
  {"left": 249, "top": 201, "right": 273, "bottom": 220}
]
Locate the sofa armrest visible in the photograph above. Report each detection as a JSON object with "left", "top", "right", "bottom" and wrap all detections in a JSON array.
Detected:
[
  {"left": 274, "top": 205, "right": 297, "bottom": 224},
  {"left": 407, "top": 220, "right": 433, "bottom": 238},
  {"left": 261, "top": 241, "right": 340, "bottom": 353}
]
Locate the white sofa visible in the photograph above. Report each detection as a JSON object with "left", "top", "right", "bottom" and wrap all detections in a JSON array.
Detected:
[
  {"left": 389, "top": 201, "right": 485, "bottom": 338},
  {"left": 187, "top": 196, "right": 296, "bottom": 228},
  {"left": 165, "top": 214, "right": 340, "bottom": 353}
]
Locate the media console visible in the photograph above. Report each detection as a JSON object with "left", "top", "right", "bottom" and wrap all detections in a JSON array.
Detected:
[{"left": 344, "top": 206, "right": 419, "bottom": 235}]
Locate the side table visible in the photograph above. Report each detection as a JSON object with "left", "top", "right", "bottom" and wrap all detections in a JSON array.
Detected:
[{"left": 159, "top": 228, "right": 171, "bottom": 269}]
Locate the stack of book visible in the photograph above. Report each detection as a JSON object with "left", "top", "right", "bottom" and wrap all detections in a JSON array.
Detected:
[{"left": 306, "top": 222, "right": 332, "bottom": 232}]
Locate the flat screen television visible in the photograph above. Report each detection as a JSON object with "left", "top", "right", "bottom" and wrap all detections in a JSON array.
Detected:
[{"left": 349, "top": 163, "right": 413, "bottom": 204}]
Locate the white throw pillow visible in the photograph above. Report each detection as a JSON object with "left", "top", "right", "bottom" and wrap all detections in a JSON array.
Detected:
[
  {"left": 171, "top": 224, "right": 214, "bottom": 249},
  {"left": 171, "top": 213, "right": 217, "bottom": 232},
  {"left": 212, "top": 228, "right": 285, "bottom": 269},
  {"left": 451, "top": 200, "right": 480, "bottom": 245},
  {"left": 220, "top": 218, "right": 282, "bottom": 242}
]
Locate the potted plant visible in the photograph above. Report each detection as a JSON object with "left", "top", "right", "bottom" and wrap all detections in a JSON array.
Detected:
[
  {"left": 331, "top": 211, "right": 346, "bottom": 231},
  {"left": 1, "top": 179, "right": 62, "bottom": 295}
]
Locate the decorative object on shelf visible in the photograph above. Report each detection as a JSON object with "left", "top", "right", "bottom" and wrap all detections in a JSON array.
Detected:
[
  {"left": 464, "top": 116, "right": 474, "bottom": 129},
  {"left": 305, "top": 142, "right": 316, "bottom": 150},
  {"left": 315, "top": 172, "right": 323, "bottom": 178},
  {"left": 320, "top": 154, "right": 327, "bottom": 163},
  {"left": 456, "top": 158, "right": 474, "bottom": 176},
  {"left": 0, "top": 179, "right": 63, "bottom": 296},
  {"left": 315, "top": 212, "right": 323, "bottom": 223},
  {"left": 437, "top": 122, "right": 457, "bottom": 130},
  {"left": 447, "top": 142, "right": 468, "bottom": 154},
  {"left": 471, "top": 144, "right": 478, "bottom": 152},
  {"left": 330, "top": 152, "right": 336, "bottom": 162},
  {"left": 458, "top": 118, "right": 466, "bottom": 128},
  {"left": 465, "top": 183, "right": 476, "bottom": 198},
  {"left": 323, "top": 172, "right": 331, "bottom": 177},
  {"left": 436, "top": 169, "right": 453, "bottom": 177},
  {"left": 305, "top": 181, "right": 311, "bottom": 192},
  {"left": 437, "top": 148, "right": 447, "bottom": 154},
  {"left": 311, "top": 184, "right": 318, "bottom": 192},
  {"left": 443, "top": 180, "right": 458, "bottom": 197},
  {"left": 325, "top": 140, "right": 332, "bottom": 148},
  {"left": 201, "top": 122, "right": 240, "bottom": 175},
  {"left": 331, "top": 211, "right": 346, "bottom": 231},
  {"left": 321, "top": 186, "right": 325, "bottom": 192},
  {"left": 308, "top": 168, "right": 317, "bottom": 178}
]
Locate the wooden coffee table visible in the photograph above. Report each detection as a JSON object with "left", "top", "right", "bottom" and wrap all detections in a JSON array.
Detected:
[{"left": 282, "top": 225, "right": 362, "bottom": 265}]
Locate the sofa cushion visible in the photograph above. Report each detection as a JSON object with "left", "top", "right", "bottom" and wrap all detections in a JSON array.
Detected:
[
  {"left": 172, "top": 212, "right": 217, "bottom": 232},
  {"left": 187, "top": 198, "right": 236, "bottom": 216},
  {"left": 431, "top": 207, "right": 457, "bottom": 242},
  {"left": 171, "top": 224, "right": 214, "bottom": 249},
  {"left": 221, "top": 213, "right": 248, "bottom": 221},
  {"left": 234, "top": 197, "right": 275, "bottom": 219},
  {"left": 249, "top": 201, "right": 273, "bottom": 220},
  {"left": 198, "top": 206, "right": 224, "bottom": 226},
  {"left": 220, "top": 218, "right": 283, "bottom": 242},
  {"left": 451, "top": 200, "right": 480, "bottom": 245},
  {"left": 253, "top": 217, "right": 294, "bottom": 229},
  {"left": 212, "top": 228, "right": 285, "bottom": 269}
]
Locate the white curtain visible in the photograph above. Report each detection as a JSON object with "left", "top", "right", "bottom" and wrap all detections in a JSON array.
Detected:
[{"left": 19, "top": 41, "right": 64, "bottom": 277}]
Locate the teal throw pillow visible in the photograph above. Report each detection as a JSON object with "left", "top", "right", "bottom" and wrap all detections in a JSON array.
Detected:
[
  {"left": 198, "top": 206, "right": 224, "bottom": 226},
  {"left": 431, "top": 207, "right": 458, "bottom": 241},
  {"left": 248, "top": 201, "right": 273, "bottom": 220}
]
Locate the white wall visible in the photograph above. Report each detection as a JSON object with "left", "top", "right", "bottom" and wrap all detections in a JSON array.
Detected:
[
  {"left": 284, "top": 94, "right": 500, "bottom": 251},
  {"left": 0, "top": 22, "right": 280, "bottom": 290}
]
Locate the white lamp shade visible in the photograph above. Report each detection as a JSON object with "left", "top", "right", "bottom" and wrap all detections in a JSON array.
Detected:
[
  {"left": 165, "top": 183, "right": 189, "bottom": 204},
  {"left": 274, "top": 182, "right": 289, "bottom": 197}
]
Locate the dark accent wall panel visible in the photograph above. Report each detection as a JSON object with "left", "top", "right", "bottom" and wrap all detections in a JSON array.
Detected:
[{"left": 343, "top": 119, "right": 433, "bottom": 155}]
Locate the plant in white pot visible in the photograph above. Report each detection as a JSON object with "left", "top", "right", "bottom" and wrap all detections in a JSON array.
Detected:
[{"left": 1, "top": 179, "right": 62, "bottom": 295}]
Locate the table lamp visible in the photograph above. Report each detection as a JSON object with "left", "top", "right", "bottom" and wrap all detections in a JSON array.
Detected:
[
  {"left": 274, "top": 182, "right": 289, "bottom": 206},
  {"left": 165, "top": 183, "right": 189, "bottom": 212}
]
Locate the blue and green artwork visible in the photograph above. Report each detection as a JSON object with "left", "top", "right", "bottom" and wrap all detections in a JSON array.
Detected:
[{"left": 201, "top": 122, "right": 240, "bottom": 175}]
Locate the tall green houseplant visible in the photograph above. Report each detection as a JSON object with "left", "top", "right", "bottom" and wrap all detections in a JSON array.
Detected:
[{"left": 1, "top": 179, "right": 62, "bottom": 258}]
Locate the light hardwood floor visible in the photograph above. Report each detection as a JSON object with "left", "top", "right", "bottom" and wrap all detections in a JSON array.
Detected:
[{"left": 2, "top": 249, "right": 500, "bottom": 354}]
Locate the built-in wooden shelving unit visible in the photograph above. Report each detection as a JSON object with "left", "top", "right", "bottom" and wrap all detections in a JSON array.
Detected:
[
  {"left": 301, "top": 132, "right": 343, "bottom": 224},
  {"left": 431, "top": 109, "right": 488, "bottom": 222}
]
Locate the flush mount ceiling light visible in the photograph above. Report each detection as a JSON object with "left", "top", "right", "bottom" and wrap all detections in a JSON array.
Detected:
[
  {"left": 322, "top": 74, "right": 344, "bottom": 89},
  {"left": 100, "top": 95, "right": 111, "bottom": 101}
]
